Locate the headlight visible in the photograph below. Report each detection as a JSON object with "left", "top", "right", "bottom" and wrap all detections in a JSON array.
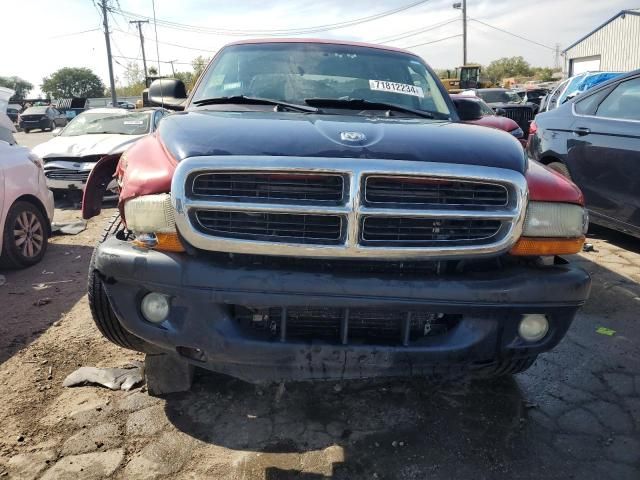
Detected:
[
  {"left": 522, "top": 202, "right": 587, "bottom": 237},
  {"left": 511, "top": 201, "right": 587, "bottom": 256},
  {"left": 509, "top": 127, "right": 524, "bottom": 138},
  {"left": 124, "top": 194, "right": 175, "bottom": 233},
  {"left": 124, "top": 194, "right": 185, "bottom": 253}
]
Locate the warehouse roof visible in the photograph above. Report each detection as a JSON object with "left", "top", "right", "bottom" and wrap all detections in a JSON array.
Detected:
[{"left": 563, "top": 9, "right": 640, "bottom": 53}]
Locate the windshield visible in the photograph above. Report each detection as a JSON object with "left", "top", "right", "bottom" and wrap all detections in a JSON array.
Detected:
[
  {"left": 23, "top": 106, "right": 48, "bottom": 115},
  {"left": 192, "top": 43, "right": 451, "bottom": 118},
  {"left": 61, "top": 111, "right": 151, "bottom": 136},
  {"left": 477, "top": 90, "right": 522, "bottom": 104}
]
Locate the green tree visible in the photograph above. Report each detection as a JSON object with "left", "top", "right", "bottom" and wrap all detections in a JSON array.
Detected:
[
  {"left": 192, "top": 56, "right": 211, "bottom": 84},
  {"left": 0, "top": 76, "right": 33, "bottom": 101},
  {"left": 532, "top": 67, "right": 560, "bottom": 82},
  {"left": 148, "top": 66, "right": 158, "bottom": 76},
  {"left": 485, "top": 57, "right": 533, "bottom": 84},
  {"left": 41, "top": 67, "right": 105, "bottom": 98}
]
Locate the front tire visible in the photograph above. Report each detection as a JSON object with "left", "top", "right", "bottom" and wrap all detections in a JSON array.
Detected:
[
  {"left": 88, "top": 214, "right": 157, "bottom": 353},
  {"left": 0, "top": 201, "right": 49, "bottom": 269}
]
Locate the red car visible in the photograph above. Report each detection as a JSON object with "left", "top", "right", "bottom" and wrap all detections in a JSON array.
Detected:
[{"left": 451, "top": 94, "right": 526, "bottom": 146}]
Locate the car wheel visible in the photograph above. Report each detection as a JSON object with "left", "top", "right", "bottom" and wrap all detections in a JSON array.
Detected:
[
  {"left": 547, "top": 161, "right": 572, "bottom": 180},
  {"left": 0, "top": 201, "right": 49, "bottom": 269},
  {"left": 88, "top": 214, "right": 158, "bottom": 353},
  {"left": 24, "top": 129, "right": 30, "bottom": 134}
]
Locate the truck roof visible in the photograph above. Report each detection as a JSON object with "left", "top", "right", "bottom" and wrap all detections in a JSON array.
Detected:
[{"left": 225, "top": 38, "right": 416, "bottom": 56}]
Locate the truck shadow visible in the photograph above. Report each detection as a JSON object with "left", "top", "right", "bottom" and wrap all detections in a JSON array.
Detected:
[
  {"left": 160, "top": 226, "right": 640, "bottom": 479},
  {"left": 0, "top": 243, "right": 94, "bottom": 364}
]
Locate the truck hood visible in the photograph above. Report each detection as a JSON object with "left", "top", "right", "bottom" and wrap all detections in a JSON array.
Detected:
[
  {"left": 158, "top": 110, "right": 527, "bottom": 174},
  {"left": 32, "top": 133, "right": 145, "bottom": 160}
]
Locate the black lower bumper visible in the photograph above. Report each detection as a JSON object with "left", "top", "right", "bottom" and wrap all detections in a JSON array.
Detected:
[{"left": 95, "top": 238, "right": 591, "bottom": 383}]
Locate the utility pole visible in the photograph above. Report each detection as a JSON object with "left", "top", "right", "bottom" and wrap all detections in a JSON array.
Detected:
[
  {"left": 554, "top": 43, "right": 561, "bottom": 70},
  {"left": 168, "top": 60, "right": 177, "bottom": 76},
  {"left": 100, "top": 0, "right": 118, "bottom": 107},
  {"left": 453, "top": 0, "right": 468, "bottom": 65},
  {"left": 130, "top": 20, "right": 150, "bottom": 86}
]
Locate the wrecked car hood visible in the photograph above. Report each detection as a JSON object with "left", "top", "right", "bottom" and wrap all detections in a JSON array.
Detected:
[
  {"left": 158, "top": 110, "right": 527, "bottom": 174},
  {"left": 33, "top": 133, "right": 145, "bottom": 160}
]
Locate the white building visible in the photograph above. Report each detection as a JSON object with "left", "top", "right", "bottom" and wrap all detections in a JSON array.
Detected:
[{"left": 563, "top": 9, "right": 640, "bottom": 76}]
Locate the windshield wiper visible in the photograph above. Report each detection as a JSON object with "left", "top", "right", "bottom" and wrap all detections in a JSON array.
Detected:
[
  {"left": 192, "top": 95, "right": 319, "bottom": 113},
  {"left": 304, "top": 98, "right": 438, "bottom": 119}
]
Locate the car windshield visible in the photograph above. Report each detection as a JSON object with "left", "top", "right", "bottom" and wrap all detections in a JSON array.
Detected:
[
  {"left": 61, "top": 111, "right": 151, "bottom": 136},
  {"left": 23, "top": 106, "right": 48, "bottom": 115},
  {"left": 477, "top": 90, "right": 522, "bottom": 104},
  {"left": 192, "top": 42, "right": 451, "bottom": 119}
]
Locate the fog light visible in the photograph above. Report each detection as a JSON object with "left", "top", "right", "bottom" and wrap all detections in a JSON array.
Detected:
[
  {"left": 519, "top": 314, "right": 549, "bottom": 342},
  {"left": 141, "top": 292, "right": 170, "bottom": 324}
]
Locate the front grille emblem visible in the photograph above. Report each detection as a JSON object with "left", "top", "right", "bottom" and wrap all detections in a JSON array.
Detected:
[{"left": 340, "top": 131, "right": 366, "bottom": 142}]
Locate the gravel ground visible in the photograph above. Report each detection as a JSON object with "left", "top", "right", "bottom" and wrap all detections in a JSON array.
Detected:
[{"left": 0, "top": 131, "right": 639, "bottom": 479}]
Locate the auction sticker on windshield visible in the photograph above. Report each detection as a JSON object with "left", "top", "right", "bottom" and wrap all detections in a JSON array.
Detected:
[{"left": 369, "top": 80, "right": 424, "bottom": 98}]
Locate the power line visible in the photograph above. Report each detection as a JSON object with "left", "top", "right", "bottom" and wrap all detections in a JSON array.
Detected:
[
  {"left": 469, "top": 17, "right": 555, "bottom": 51},
  {"left": 112, "top": 55, "right": 192, "bottom": 66},
  {"left": 374, "top": 17, "right": 459, "bottom": 44},
  {"left": 402, "top": 33, "right": 463, "bottom": 49},
  {"left": 112, "top": 28, "right": 214, "bottom": 53},
  {"left": 111, "top": 1, "right": 432, "bottom": 36},
  {"left": 49, "top": 27, "right": 102, "bottom": 39}
]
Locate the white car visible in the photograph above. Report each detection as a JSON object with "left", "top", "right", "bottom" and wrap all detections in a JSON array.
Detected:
[
  {"left": 32, "top": 108, "right": 169, "bottom": 195},
  {"left": 0, "top": 113, "right": 54, "bottom": 268}
]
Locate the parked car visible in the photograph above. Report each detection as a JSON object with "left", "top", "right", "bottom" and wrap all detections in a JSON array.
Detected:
[
  {"left": 32, "top": 107, "right": 169, "bottom": 196},
  {"left": 18, "top": 106, "right": 67, "bottom": 133},
  {"left": 82, "top": 39, "right": 589, "bottom": 392},
  {"left": 468, "top": 88, "right": 537, "bottom": 136},
  {"left": 108, "top": 101, "right": 136, "bottom": 109},
  {"left": 450, "top": 94, "right": 526, "bottom": 146},
  {"left": 542, "top": 71, "right": 623, "bottom": 112},
  {"left": 522, "top": 88, "right": 548, "bottom": 107},
  {"left": 0, "top": 113, "right": 54, "bottom": 268},
  {"left": 528, "top": 69, "right": 640, "bottom": 238},
  {"left": 6, "top": 106, "right": 20, "bottom": 123}
]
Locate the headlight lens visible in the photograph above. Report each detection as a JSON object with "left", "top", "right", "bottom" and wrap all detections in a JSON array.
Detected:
[
  {"left": 124, "top": 194, "right": 175, "bottom": 234},
  {"left": 522, "top": 201, "right": 587, "bottom": 238},
  {"left": 509, "top": 127, "right": 524, "bottom": 138}
]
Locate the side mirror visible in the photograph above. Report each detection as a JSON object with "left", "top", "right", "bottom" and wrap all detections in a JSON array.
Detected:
[
  {"left": 455, "top": 100, "right": 484, "bottom": 121},
  {"left": 148, "top": 79, "right": 187, "bottom": 111},
  {"left": 52, "top": 127, "right": 63, "bottom": 136},
  {"left": 495, "top": 108, "right": 507, "bottom": 117}
]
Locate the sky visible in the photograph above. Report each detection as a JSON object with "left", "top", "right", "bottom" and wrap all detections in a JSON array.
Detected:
[{"left": 1, "top": 0, "right": 638, "bottom": 97}]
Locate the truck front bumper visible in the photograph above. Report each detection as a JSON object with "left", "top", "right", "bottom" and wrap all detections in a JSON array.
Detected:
[{"left": 95, "top": 238, "right": 591, "bottom": 383}]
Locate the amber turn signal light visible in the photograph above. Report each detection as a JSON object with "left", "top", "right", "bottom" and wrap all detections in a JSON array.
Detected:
[
  {"left": 133, "top": 232, "right": 185, "bottom": 253},
  {"left": 510, "top": 237, "right": 585, "bottom": 256}
]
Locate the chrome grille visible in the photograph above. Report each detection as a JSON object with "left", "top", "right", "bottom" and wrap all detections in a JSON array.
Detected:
[
  {"left": 361, "top": 217, "right": 502, "bottom": 246},
  {"left": 190, "top": 172, "right": 345, "bottom": 204},
  {"left": 364, "top": 176, "right": 508, "bottom": 208},
  {"left": 171, "top": 157, "right": 528, "bottom": 259},
  {"left": 193, "top": 210, "right": 343, "bottom": 245}
]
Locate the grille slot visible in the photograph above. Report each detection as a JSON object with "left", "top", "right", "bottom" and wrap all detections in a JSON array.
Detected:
[
  {"left": 194, "top": 210, "right": 344, "bottom": 244},
  {"left": 500, "top": 107, "right": 535, "bottom": 134},
  {"left": 235, "top": 306, "right": 455, "bottom": 345},
  {"left": 45, "top": 169, "right": 90, "bottom": 182},
  {"left": 191, "top": 172, "right": 345, "bottom": 204},
  {"left": 365, "top": 176, "right": 508, "bottom": 208},
  {"left": 361, "top": 217, "right": 502, "bottom": 246}
]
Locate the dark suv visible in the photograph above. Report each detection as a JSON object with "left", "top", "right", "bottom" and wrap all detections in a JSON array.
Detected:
[
  {"left": 83, "top": 40, "right": 590, "bottom": 392},
  {"left": 474, "top": 88, "right": 538, "bottom": 135}
]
